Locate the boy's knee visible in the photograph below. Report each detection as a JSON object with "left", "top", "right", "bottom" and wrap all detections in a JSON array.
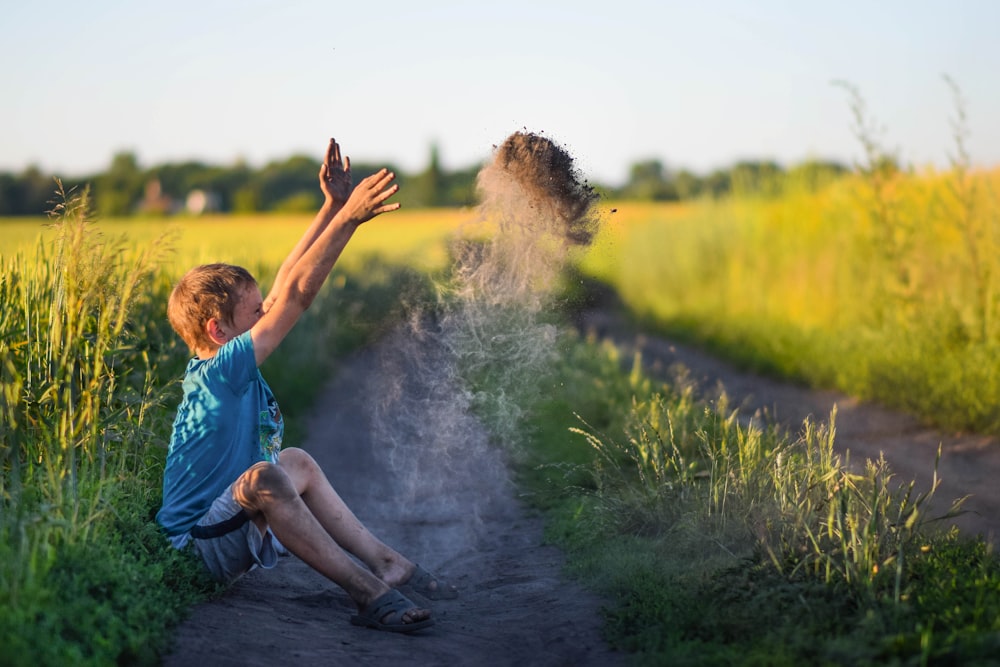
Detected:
[{"left": 234, "top": 461, "right": 295, "bottom": 507}]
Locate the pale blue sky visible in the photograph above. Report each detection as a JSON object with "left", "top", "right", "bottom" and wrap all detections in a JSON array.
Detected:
[{"left": 2, "top": 0, "right": 997, "bottom": 186}]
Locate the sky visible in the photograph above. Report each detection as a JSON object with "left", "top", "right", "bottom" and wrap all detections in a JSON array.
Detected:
[{"left": 2, "top": 0, "right": 998, "bottom": 187}]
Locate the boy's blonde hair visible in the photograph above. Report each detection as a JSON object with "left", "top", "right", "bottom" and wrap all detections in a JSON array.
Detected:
[{"left": 167, "top": 263, "right": 257, "bottom": 353}]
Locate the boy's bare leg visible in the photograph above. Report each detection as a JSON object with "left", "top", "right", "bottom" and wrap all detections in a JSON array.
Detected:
[
  {"left": 231, "top": 458, "right": 428, "bottom": 623},
  {"left": 274, "top": 447, "right": 416, "bottom": 587}
]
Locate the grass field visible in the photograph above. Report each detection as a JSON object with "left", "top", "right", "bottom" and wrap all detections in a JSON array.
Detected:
[
  {"left": 3, "top": 180, "right": 1000, "bottom": 664},
  {"left": 580, "top": 166, "right": 1000, "bottom": 435},
  {"left": 1, "top": 207, "right": 470, "bottom": 276}
]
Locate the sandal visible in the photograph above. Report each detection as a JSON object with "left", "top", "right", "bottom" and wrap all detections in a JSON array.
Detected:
[
  {"left": 400, "top": 564, "right": 459, "bottom": 601},
  {"left": 350, "top": 589, "right": 434, "bottom": 634}
]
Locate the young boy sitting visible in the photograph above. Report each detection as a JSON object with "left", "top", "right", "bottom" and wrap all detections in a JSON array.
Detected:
[{"left": 156, "top": 138, "right": 455, "bottom": 634}]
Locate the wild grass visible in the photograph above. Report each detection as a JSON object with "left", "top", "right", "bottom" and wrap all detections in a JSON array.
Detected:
[
  {"left": 1, "top": 181, "right": 166, "bottom": 545},
  {"left": 580, "top": 159, "right": 1000, "bottom": 434},
  {"left": 514, "top": 332, "right": 999, "bottom": 664},
  {"left": 0, "top": 184, "right": 208, "bottom": 665},
  {"left": 0, "top": 193, "right": 453, "bottom": 664}
]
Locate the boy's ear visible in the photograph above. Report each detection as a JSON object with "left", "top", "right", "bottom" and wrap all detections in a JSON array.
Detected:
[{"left": 205, "top": 317, "right": 228, "bottom": 346}]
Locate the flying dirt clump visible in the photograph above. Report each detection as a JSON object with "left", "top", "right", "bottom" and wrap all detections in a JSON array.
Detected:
[
  {"left": 455, "top": 132, "right": 602, "bottom": 314},
  {"left": 477, "top": 131, "right": 600, "bottom": 247}
]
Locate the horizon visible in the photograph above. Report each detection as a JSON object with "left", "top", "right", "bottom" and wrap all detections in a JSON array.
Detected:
[{"left": 3, "top": 1, "right": 998, "bottom": 187}]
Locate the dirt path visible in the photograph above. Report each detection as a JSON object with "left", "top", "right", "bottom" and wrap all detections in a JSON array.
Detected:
[
  {"left": 164, "top": 335, "right": 625, "bottom": 667},
  {"left": 580, "top": 309, "right": 1000, "bottom": 548}
]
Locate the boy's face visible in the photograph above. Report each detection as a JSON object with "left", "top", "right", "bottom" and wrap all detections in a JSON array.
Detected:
[{"left": 226, "top": 284, "right": 265, "bottom": 337}]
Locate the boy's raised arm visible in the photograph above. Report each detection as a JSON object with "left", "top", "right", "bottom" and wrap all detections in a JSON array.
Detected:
[
  {"left": 263, "top": 138, "right": 354, "bottom": 312},
  {"left": 250, "top": 145, "right": 400, "bottom": 367}
]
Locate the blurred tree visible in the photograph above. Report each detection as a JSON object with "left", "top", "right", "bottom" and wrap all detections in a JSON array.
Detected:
[
  {"left": 786, "top": 159, "right": 848, "bottom": 192},
  {"left": 673, "top": 169, "right": 702, "bottom": 200},
  {"left": 0, "top": 172, "right": 17, "bottom": 215},
  {"left": 95, "top": 152, "right": 143, "bottom": 216},
  {"left": 403, "top": 143, "right": 446, "bottom": 208},
  {"left": 443, "top": 163, "right": 478, "bottom": 207},
  {"left": 620, "top": 159, "right": 678, "bottom": 201},
  {"left": 232, "top": 186, "right": 261, "bottom": 213},
  {"left": 255, "top": 155, "right": 320, "bottom": 210},
  {"left": 209, "top": 159, "right": 254, "bottom": 212},
  {"left": 702, "top": 168, "right": 732, "bottom": 198},
  {"left": 730, "top": 160, "right": 784, "bottom": 197},
  {"left": 273, "top": 191, "right": 321, "bottom": 213},
  {"left": 0, "top": 166, "right": 54, "bottom": 215}
]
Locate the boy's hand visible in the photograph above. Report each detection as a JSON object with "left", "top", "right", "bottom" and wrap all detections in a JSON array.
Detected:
[
  {"left": 340, "top": 168, "right": 401, "bottom": 225},
  {"left": 320, "top": 138, "right": 352, "bottom": 205}
]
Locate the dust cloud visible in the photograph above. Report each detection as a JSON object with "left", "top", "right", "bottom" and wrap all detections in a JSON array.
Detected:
[{"left": 366, "top": 132, "right": 600, "bottom": 558}]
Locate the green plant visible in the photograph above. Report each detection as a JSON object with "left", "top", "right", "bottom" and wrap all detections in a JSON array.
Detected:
[
  {"left": 1, "top": 182, "right": 166, "bottom": 532},
  {"left": 512, "top": 332, "right": 999, "bottom": 664}
]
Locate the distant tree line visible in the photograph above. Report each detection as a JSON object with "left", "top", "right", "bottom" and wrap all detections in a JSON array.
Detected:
[
  {"left": 615, "top": 158, "right": 850, "bottom": 201},
  {"left": 0, "top": 145, "right": 849, "bottom": 217}
]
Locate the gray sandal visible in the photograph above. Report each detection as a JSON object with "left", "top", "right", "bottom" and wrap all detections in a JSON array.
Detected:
[{"left": 350, "top": 589, "right": 434, "bottom": 633}]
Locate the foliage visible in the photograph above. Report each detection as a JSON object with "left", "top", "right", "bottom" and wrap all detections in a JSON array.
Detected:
[
  {"left": 0, "top": 184, "right": 199, "bottom": 664},
  {"left": 95, "top": 152, "right": 145, "bottom": 217},
  {"left": 0, "top": 192, "right": 450, "bottom": 662},
  {"left": 513, "top": 332, "right": 1000, "bottom": 665},
  {"left": 579, "top": 146, "right": 1000, "bottom": 434}
]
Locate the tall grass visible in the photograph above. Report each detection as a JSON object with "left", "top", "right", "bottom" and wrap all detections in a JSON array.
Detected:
[
  {"left": 571, "top": 384, "right": 964, "bottom": 599},
  {"left": 1, "top": 182, "right": 167, "bottom": 539},
  {"left": 0, "top": 191, "right": 458, "bottom": 663},
  {"left": 0, "top": 184, "right": 202, "bottom": 665},
  {"left": 517, "top": 333, "right": 998, "bottom": 664},
  {"left": 580, "top": 140, "right": 1000, "bottom": 433}
]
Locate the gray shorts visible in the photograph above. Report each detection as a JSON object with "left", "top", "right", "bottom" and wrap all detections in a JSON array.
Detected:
[{"left": 191, "top": 484, "right": 279, "bottom": 584}]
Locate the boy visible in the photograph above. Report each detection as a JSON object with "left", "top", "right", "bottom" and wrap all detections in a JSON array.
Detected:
[{"left": 156, "top": 138, "right": 455, "bottom": 634}]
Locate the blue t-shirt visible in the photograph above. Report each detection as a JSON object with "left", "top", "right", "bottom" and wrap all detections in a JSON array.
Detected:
[{"left": 156, "top": 331, "right": 283, "bottom": 539}]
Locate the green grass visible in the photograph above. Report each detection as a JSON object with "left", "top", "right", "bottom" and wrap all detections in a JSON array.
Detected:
[
  {"left": 0, "top": 190, "right": 441, "bottom": 665},
  {"left": 506, "top": 330, "right": 1000, "bottom": 665},
  {"left": 0, "top": 186, "right": 209, "bottom": 665},
  {"left": 579, "top": 161, "right": 1000, "bottom": 435}
]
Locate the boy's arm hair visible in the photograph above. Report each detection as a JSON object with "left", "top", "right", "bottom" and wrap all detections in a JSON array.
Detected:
[
  {"left": 264, "top": 138, "right": 353, "bottom": 312},
  {"left": 250, "top": 154, "right": 400, "bottom": 366}
]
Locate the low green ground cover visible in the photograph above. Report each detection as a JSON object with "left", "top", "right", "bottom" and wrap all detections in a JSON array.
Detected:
[
  {"left": 506, "top": 327, "right": 1000, "bottom": 665},
  {"left": 0, "top": 192, "right": 432, "bottom": 665}
]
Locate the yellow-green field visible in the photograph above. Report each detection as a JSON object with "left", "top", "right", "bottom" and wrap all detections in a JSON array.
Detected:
[
  {"left": 0, "top": 207, "right": 472, "bottom": 280},
  {"left": 580, "top": 166, "right": 1000, "bottom": 433}
]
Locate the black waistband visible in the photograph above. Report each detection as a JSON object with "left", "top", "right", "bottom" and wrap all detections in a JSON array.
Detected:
[{"left": 189, "top": 509, "right": 250, "bottom": 540}]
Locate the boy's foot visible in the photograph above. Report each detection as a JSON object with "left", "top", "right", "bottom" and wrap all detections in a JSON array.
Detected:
[
  {"left": 350, "top": 589, "right": 433, "bottom": 633},
  {"left": 399, "top": 564, "right": 459, "bottom": 601}
]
